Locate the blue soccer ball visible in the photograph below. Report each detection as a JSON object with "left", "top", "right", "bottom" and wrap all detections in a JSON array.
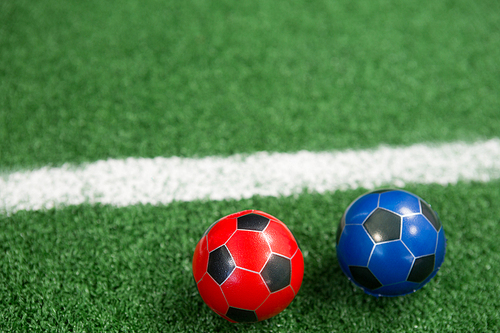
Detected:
[{"left": 336, "top": 189, "right": 446, "bottom": 297}]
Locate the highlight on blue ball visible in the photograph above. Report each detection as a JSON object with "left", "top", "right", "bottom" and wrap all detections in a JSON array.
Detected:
[{"left": 336, "top": 189, "right": 446, "bottom": 297}]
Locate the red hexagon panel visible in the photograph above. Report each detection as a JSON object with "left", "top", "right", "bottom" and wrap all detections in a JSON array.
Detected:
[
  {"left": 290, "top": 250, "right": 304, "bottom": 294},
  {"left": 207, "top": 217, "right": 237, "bottom": 252},
  {"left": 192, "top": 235, "right": 209, "bottom": 283},
  {"left": 226, "top": 230, "right": 271, "bottom": 272},
  {"left": 264, "top": 220, "right": 298, "bottom": 258},
  {"left": 197, "top": 274, "right": 229, "bottom": 315},
  {"left": 221, "top": 268, "right": 270, "bottom": 310},
  {"left": 255, "top": 285, "right": 295, "bottom": 321}
]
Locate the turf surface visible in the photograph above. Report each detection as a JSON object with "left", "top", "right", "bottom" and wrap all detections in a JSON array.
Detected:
[
  {"left": 2, "top": 0, "right": 500, "bottom": 331},
  {"left": 1, "top": 181, "right": 499, "bottom": 331},
  {"left": 1, "top": 0, "right": 500, "bottom": 169}
]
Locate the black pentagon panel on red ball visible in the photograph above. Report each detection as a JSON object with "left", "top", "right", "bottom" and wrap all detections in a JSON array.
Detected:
[
  {"left": 363, "top": 208, "right": 401, "bottom": 243},
  {"left": 261, "top": 254, "right": 291, "bottom": 292},
  {"left": 207, "top": 246, "right": 235, "bottom": 285},
  {"left": 237, "top": 213, "right": 270, "bottom": 231},
  {"left": 349, "top": 266, "right": 382, "bottom": 290},
  {"left": 420, "top": 200, "right": 442, "bottom": 231},
  {"left": 407, "top": 254, "right": 435, "bottom": 283},
  {"left": 226, "top": 307, "right": 258, "bottom": 323}
]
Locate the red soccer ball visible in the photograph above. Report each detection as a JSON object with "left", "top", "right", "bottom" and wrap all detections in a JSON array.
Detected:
[{"left": 192, "top": 210, "right": 304, "bottom": 323}]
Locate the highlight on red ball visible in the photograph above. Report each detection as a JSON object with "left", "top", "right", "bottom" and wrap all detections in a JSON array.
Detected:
[{"left": 192, "top": 210, "right": 304, "bottom": 323}]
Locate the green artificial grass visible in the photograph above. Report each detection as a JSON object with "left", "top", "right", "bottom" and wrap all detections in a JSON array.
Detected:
[
  {"left": 1, "top": 181, "right": 499, "bottom": 332},
  {"left": 1, "top": 0, "right": 499, "bottom": 331},
  {"left": 1, "top": 0, "right": 500, "bottom": 170}
]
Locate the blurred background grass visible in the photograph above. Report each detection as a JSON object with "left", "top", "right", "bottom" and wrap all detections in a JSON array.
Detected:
[{"left": 1, "top": 0, "right": 499, "bottom": 169}]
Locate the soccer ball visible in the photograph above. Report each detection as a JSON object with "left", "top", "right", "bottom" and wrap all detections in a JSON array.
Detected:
[
  {"left": 336, "top": 189, "right": 446, "bottom": 297},
  {"left": 192, "top": 210, "right": 304, "bottom": 322}
]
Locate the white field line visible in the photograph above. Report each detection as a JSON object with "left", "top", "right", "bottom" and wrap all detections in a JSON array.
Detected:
[{"left": 1, "top": 139, "right": 500, "bottom": 214}]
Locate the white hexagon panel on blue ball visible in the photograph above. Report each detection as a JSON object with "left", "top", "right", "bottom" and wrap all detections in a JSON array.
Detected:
[
  {"left": 345, "top": 193, "right": 379, "bottom": 225},
  {"left": 337, "top": 224, "right": 375, "bottom": 268},
  {"left": 368, "top": 240, "right": 414, "bottom": 285},
  {"left": 379, "top": 191, "right": 420, "bottom": 216},
  {"left": 401, "top": 214, "right": 438, "bottom": 257}
]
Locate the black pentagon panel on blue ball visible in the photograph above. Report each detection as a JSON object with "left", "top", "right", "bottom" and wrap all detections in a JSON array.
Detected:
[
  {"left": 336, "top": 214, "right": 346, "bottom": 245},
  {"left": 261, "top": 254, "right": 291, "bottom": 292},
  {"left": 407, "top": 254, "right": 435, "bottom": 283},
  {"left": 226, "top": 307, "right": 258, "bottom": 323},
  {"left": 349, "top": 266, "right": 382, "bottom": 290},
  {"left": 237, "top": 213, "right": 270, "bottom": 231},
  {"left": 369, "top": 189, "right": 393, "bottom": 194},
  {"left": 420, "top": 200, "right": 442, "bottom": 231},
  {"left": 363, "top": 208, "right": 401, "bottom": 243},
  {"left": 207, "top": 246, "right": 235, "bottom": 285}
]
